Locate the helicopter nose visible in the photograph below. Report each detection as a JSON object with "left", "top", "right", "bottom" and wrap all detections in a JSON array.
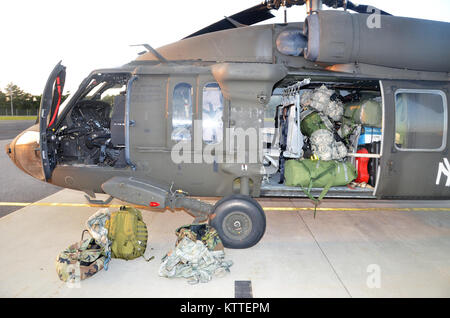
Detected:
[{"left": 6, "top": 125, "right": 45, "bottom": 181}]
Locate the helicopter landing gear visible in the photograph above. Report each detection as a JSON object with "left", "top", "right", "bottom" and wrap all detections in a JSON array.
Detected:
[
  {"left": 167, "top": 189, "right": 214, "bottom": 224},
  {"left": 209, "top": 194, "right": 266, "bottom": 249}
]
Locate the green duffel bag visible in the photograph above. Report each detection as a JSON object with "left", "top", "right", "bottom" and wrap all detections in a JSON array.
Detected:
[{"left": 284, "top": 159, "right": 357, "bottom": 205}]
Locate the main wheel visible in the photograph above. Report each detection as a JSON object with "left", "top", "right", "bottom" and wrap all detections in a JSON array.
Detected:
[{"left": 209, "top": 194, "right": 266, "bottom": 249}]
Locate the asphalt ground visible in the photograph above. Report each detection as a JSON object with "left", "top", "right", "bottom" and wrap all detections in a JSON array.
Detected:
[
  {"left": 0, "top": 119, "right": 36, "bottom": 140},
  {"left": 0, "top": 120, "right": 61, "bottom": 217}
]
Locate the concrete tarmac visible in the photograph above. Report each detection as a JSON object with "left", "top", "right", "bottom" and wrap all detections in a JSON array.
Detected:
[{"left": 0, "top": 189, "right": 449, "bottom": 298}]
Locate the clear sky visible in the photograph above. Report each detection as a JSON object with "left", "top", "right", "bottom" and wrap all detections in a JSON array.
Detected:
[{"left": 0, "top": 0, "right": 449, "bottom": 95}]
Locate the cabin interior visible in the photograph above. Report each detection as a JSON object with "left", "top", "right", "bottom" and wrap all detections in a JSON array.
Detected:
[{"left": 260, "top": 76, "right": 383, "bottom": 198}]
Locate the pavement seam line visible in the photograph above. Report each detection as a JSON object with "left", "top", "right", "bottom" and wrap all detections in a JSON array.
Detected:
[{"left": 289, "top": 198, "right": 353, "bottom": 298}]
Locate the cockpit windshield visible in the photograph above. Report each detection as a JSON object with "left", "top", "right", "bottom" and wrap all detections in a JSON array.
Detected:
[{"left": 57, "top": 73, "right": 129, "bottom": 118}]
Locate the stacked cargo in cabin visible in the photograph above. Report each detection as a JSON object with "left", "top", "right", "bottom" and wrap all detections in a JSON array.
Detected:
[{"left": 277, "top": 82, "right": 382, "bottom": 190}]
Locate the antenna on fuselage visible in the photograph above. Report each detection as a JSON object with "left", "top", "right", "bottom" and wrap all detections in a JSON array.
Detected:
[{"left": 130, "top": 43, "right": 168, "bottom": 63}]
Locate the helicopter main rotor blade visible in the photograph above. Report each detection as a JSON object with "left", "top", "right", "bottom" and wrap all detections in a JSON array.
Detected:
[
  {"left": 184, "top": 0, "right": 391, "bottom": 40},
  {"left": 184, "top": 4, "right": 275, "bottom": 39},
  {"left": 322, "top": 0, "right": 391, "bottom": 16}
]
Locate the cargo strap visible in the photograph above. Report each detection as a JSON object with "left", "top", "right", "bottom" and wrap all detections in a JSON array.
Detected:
[
  {"left": 300, "top": 108, "right": 314, "bottom": 121},
  {"left": 104, "top": 251, "right": 111, "bottom": 270},
  {"left": 297, "top": 160, "right": 337, "bottom": 217}
]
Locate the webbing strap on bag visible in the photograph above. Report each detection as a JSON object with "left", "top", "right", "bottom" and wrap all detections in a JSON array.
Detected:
[{"left": 298, "top": 160, "right": 337, "bottom": 217}]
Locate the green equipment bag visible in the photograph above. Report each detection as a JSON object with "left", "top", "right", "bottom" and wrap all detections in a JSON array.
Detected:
[
  {"left": 285, "top": 159, "right": 357, "bottom": 189},
  {"left": 55, "top": 236, "right": 105, "bottom": 283},
  {"left": 301, "top": 111, "right": 330, "bottom": 137},
  {"left": 105, "top": 206, "right": 148, "bottom": 260},
  {"left": 284, "top": 159, "right": 357, "bottom": 213}
]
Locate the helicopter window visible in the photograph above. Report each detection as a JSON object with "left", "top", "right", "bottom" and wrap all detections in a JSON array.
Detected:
[
  {"left": 394, "top": 89, "right": 447, "bottom": 151},
  {"left": 85, "top": 82, "right": 105, "bottom": 99},
  {"left": 172, "top": 82, "right": 193, "bottom": 141},
  {"left": 57, "top": 92, "right": 75, "bottom": 116},
  {"left": 202, "top": 82, "right": 224, "bottom": 144},
  {"left": 100, "top": 85, "right": 126, "bottom": 107}
]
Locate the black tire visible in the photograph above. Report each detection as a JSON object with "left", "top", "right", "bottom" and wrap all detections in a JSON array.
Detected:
[{"left": 210, "top": 194, "right": 266, "bottom": 249}]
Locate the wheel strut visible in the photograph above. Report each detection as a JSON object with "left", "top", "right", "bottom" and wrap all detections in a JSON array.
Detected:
[{"left": 167, "top": 189, "right": 214, "bottom": 224}]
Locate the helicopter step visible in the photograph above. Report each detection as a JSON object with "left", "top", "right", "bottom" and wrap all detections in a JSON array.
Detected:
[
  {"left": 101, "top": 176, "right": 213, "bottom": 223},
  {"left": 101, "top": 177, "right": 169, "bottom": 209},
  {"left": 101, "top": 176, "right": 214, "bottom": 223}
]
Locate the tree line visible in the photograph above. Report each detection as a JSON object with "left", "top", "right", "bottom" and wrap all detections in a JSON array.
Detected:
[{"left": 0, "top": 83, "right": 69, "bottom": 116}]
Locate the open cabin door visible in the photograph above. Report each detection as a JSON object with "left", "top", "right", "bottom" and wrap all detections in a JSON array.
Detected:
[
  {"left": 39, "top": 61, "right": 66, "bottom": 181},
  {"left": 376, "top": 80, "right": 449, "bottom": 198}
]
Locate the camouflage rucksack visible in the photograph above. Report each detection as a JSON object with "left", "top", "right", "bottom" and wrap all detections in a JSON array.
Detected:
[
  {"left": 175, "top": 224, "right": 223, "bottom": 251},
  {"left": 105, "top": 206, "right": 148, "bottom": 260},
  {"left": 55, "top": 236, "right": 106, "bottom": 283}
]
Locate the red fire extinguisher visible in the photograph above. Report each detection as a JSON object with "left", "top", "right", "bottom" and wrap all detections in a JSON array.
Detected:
[{"left": 355, "top": 148, "right": 370, "bottom": 183}]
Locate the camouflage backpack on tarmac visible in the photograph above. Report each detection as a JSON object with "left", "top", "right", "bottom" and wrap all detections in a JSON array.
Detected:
[
  {"left": 105, "top": 206, "right": 148, "bottom": 260},
  {"left": 55, "top": 236, "right": 106, "bottom": 283}
]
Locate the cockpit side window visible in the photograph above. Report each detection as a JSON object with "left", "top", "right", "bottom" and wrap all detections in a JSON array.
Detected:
[
  {"left": 172, "top": 82, "right": 193, "bottom": 141},
  {"left": 202, "top": 82, "right": 224, "bottom": 144},
  {"left": 99, "top": 85, "right": 126, "bottom": 106}
]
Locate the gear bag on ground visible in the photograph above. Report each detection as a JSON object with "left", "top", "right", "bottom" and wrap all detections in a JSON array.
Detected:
[
  {"left": 159, "top": 224, "right": 233, "bottom": 284},
  {"left": 55, "top": 236, "right": 106, "bottom": 283},
  {"left": 105, "top": 206, "right": 148, "bottom": 260}
]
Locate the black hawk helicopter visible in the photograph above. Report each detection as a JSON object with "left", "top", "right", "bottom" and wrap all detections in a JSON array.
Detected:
[{"left": 7, "top": 0, "right": 450, "bottom": 248}]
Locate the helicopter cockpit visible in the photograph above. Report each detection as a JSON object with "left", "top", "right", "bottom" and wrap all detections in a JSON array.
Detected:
[{"left": 54, "top": 72, "right": 131, "bottom": 168}]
